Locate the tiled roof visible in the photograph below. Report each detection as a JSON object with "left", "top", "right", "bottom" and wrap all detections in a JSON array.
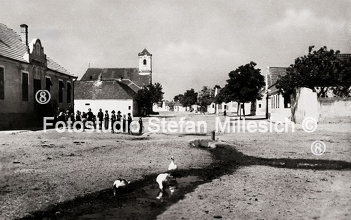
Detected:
[
  {"left": 47, "top": 56, "right": 72, "bottom": 76},
  {"left": 0, "top": 23, "right": 28, "bottom": 62},
  {"left": 74, "top": 80, "right": 136, "bottom": 100},
  {"left": 0, "top": 23, "right": 74, "bottom": 77},
  {"left": 81, "top": 68, "right": 150, "bottom": 88},
  {"left": 267, "top": 67, "right": 287, "bottom": 89},
  {"left": 138, "top": 48, "right": 152, "bottom": 56}
]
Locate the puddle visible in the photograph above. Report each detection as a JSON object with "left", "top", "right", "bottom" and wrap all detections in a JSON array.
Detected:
[{"left": 74, "top": 175, "right": 203, "bottom": 220}]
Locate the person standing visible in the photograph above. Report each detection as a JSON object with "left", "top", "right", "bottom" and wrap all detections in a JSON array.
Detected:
[
  {"left": 127, "top": 113, "right": 132, "bottom": 135},
  {"left": 104, "top": 110, "right": 109, "bottom": 130},
  {"left": 122, "top": 114, "right": 127, "bottom": 133},
  {"left": 82, "top": 111, "right": 87, "bottom": 130},
  {"left": 111, "top": 110, "right": 116, "bottom": 133},
  {"left": 97, "top": 108, "right": 104, "bottom": 130},
  {"left": 116, "top": 111, "right": 122, "bottom": 132},
  {"left": 76, "top": 110, "right": 82, "bottom": 130},
  {"left": 138, "top": 117, "right": 143, "bottom": 135},
  {"left": 87, "top": 108, "right": 95, "bottom": 129}
]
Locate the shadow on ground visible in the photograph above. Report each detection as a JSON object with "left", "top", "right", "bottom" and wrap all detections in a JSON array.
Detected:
[{"left": 17, "top": 142, "right": 351, "bottom": 220}]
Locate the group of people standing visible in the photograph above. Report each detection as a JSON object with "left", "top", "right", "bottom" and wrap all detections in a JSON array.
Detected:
[{"left": 55, "top": 108, "right": 143, "bottom": 134}]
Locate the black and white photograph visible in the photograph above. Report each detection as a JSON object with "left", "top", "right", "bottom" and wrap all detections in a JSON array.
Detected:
[{"left": 0, "top": 0, "right": 351, "bottom": 219}]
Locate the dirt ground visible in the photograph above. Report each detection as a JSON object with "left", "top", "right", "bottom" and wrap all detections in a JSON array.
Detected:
[{"left": 0, "top": 112, "right": 350, "bottom": 219}]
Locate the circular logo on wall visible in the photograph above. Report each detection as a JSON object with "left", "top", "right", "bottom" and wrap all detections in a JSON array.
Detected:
[{"left": 35, "top": 90, "right": 51, "bottom": 104}]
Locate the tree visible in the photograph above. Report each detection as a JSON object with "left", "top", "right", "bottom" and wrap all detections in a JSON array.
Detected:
[
  {"left": 217, "top": 61, "right": 265, "bottom": 118},
  {"left": 173, "top": 94, "right": 184, "bottom": 103},
  {"left": 197, "top": 86, "right": 215, "bottom": 112},
  {"left": 135, "top": 82, "right": 164, "bottom": 116},
  {"left": 276, "top": 46, "right": 345, "bottom": 98},
  {"left": 182, "top": 88, "right": 198, "bottom": 108},
  {"left": 333, "top": 57, "right": 351, "bottom": 97}
]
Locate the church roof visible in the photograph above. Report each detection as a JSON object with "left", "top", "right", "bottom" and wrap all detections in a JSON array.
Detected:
[
  {"left": 0, "top": 23, "right": 74, "bottom": 76},
  {"left": 138, "top": 48, "right": 152, "bottom": 56},
  {"left": 80, "top": 68, "right": 150, "bottom": 88},
  {"left": 74, "top": 80, "right": 137, "bottom": 100}
]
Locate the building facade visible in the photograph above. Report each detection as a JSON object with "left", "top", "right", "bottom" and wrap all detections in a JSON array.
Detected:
[{"left": 0, "top": 24, "right": 76, "bottom": 130}]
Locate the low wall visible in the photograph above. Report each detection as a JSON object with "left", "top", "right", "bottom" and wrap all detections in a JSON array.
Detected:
[{"left": 318, "top": 97, "right": 351, "bottom": 123}]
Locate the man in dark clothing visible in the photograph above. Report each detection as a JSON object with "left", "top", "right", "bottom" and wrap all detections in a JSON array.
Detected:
[
  {"left": 127, "top": 113, "right": 132, "bottom": 135},
  {"left": 97, "top": 108, "right": 104, "bottom": 130},
  {"left": 87, "top": 108, "right": 95, "bottom": 129}
]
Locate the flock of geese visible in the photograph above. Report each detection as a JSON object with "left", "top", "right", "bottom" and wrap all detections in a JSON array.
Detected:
[{"left": 112, "top": 156, "right": 178, "bottom": 199}]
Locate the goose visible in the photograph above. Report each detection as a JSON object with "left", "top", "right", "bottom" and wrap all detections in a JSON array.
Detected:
[
  {"left": 168, "top": 156, "right": 178, "bottom": 171},
  {"left": 113, "top": 179, "right": 130, "bottom": 196},
  {"left": 156, "top": 173, "right": 177, "bottom": 199}
]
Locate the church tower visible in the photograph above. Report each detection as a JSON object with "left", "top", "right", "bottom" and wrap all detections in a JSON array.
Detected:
[{"left": 138, "top": 48, "right": 152, "bottom": 77}]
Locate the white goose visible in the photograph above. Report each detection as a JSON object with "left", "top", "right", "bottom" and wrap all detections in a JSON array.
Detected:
[
  {"left": 156, "top": 173, "right": 177, "bottom": 199},
  {"left": 168, "top": 156, "right": 178, "bottom": 171},
  {"left": 112, "top": 179, "right": 130, "bottom": 196}
]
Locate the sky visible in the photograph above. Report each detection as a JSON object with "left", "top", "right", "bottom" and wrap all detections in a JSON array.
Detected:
[{"left": 1, "top": 0, "right": 351, "bottom": 100}]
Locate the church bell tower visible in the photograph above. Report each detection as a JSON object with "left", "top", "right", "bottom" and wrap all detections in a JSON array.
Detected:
[{"left": 138, "top": 48, "right": 152, "bottom": 77}]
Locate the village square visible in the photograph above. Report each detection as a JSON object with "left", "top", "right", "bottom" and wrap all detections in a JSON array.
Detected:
[{"left": 1, "top": 1, "right": 351, "bottom": 219}]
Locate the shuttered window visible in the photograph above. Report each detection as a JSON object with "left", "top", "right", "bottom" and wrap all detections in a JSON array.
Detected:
[
  {"left": 59, "top": 80, "right": 64, "bottom": 103},
  {"left": 22, "top": 72, "right": 29, "bottom": 101},
  {"left": 67, "top": 82, "right": 71, "bottom": 103}
]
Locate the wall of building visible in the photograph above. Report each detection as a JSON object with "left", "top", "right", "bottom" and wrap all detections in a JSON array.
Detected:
[
  {"left": 0, "top": 57, "right": 32, "bottom": 113},
  {"left": 269, "top": 93, "right": 292, "bottom": 122},
  {"left": 0, "top": 57, "right": 75, "bottom": 130},
  {"left": 74, "top": 99, "right": 134, "bottom": 116}
]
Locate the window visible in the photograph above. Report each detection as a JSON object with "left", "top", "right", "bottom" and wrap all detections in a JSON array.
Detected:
[
  {"left": 143, "top": 59, "right": 147, "bottom": 65},
  {"left": 284, "top": 93, "right": 291, "bottom": 108},
  {"left": 128, "top": 106, "right": 131, "bottom": 110},
  {"left": 89, "top": 76, "right": 93, "bottom": 80},
  {"left": 259, "top": 104, "right": 261, "bottom": 108},
  {"left": 0, "top": 67, "right": 4, "bottom": 100},
  {"left": 85, "top": 103, "right": 90, "bottom": 106},
  {"left": 59, "top": 80, "right": 64, "bottom": 103},
  {"left": 67, "top": 82, "right": 71, "bottom": 103},
  {"left": 22, "top": 72, "right": 29, "bottom": 101},
  {"left": 45, "top": 77, "right": 52, "bottom": 92}
]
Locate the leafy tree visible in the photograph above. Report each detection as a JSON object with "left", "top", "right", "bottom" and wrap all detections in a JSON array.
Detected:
[
  {"left": 136, "top": 82, "right": 164, "bottom": 115},
  {"left": 173, "top": 94, "right": 184, "bottom": 103},
  {"left": 276, "top": 46, "right": 344, "bottom": 97},
  {"left": 217, "top": 61, "right": 265, "bottom": 118},
  {"left": 333, "top": 57, "right": 351, "bottom": 97},
  {"left": 182, "top": 88, "right": 198, "bottom": 108}
]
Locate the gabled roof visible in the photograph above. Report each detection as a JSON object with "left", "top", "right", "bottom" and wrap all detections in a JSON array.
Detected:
[
  {"left": 267, "top": 67, "right": 287, "bottom": 89},
  {"left": 0, "top": 23, "right": 28, "bottom": 62},
  {"left": 80, "top": 68, "right": 150, "bottom": 88},
  {"left": 74, "top": 80, "right": 137, "bottom": 100},
  {"left": 0, "top": 23, "right": 74, "bottom": 77},
  {"left": 138, "top": 48, "right": 152, "bottom": 56}
]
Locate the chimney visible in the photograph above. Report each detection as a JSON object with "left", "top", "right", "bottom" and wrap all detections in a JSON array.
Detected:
[{"left": 20, "top": 24, "right": 28, "bottom": 46}]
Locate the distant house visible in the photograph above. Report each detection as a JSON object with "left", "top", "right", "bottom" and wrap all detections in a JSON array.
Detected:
[
  {"left": 74, "top": 49, "right": 152, "bottom": 116},
  {"left": 266, "top": 67, "right": 291, "bottom": 121},
  {"left": 0, "top": 23, "right": 76, "bottom": 130}
]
